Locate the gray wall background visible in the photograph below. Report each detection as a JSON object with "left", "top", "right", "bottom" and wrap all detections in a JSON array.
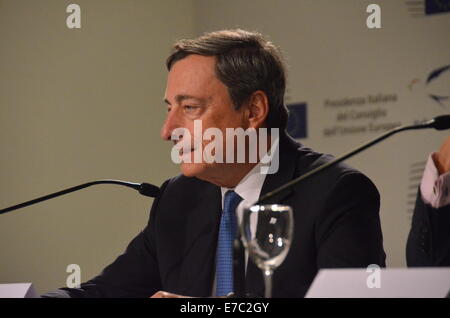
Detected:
[
  {"left": 1, "top": 0, "right": 449, "bottom": 294},
  {"left": 0, "top": 0, "right": 193, "bottom": 293}
]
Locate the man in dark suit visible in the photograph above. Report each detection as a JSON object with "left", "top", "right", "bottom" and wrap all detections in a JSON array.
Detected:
[
  {"left": 407, "top": 136, "right": 450, "bottom": 266},
  {"left": 42, "top": 29, "right": 385, "bottom": 298}
]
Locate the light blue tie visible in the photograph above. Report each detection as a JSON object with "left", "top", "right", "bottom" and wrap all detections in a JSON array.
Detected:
[{"left": 215, "top": 190, "right": 242, "bottom": 297}]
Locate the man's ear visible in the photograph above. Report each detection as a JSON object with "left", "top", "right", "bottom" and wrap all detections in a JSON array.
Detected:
[{"left": 246, "top": 90, "right": 269, "bottom": 129}]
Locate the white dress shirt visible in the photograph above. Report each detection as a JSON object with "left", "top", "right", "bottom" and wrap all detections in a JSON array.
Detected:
[
  {"left": 221, "top": 161, "right": 267, "bottom": 231},
  {"left": 220, "top": 160, "right": 267, "bottom": 267},
  {"left": 210, "top": 162, "right": 267, "bottom": 296},
  {"left": 212, "top": 138, "right": 279, "bottom": 295},
  {"left": 420, "top": 153, "right": 450, "bottom": 209}
]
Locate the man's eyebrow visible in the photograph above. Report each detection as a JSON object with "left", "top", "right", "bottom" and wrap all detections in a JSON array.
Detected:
[{"left": 164, "top": 95, "right": 208, "bottom": 105}]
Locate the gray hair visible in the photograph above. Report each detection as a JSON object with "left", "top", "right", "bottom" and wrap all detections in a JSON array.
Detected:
[{"left": 166, "top": 29, "right": 288, "bottom": 130}]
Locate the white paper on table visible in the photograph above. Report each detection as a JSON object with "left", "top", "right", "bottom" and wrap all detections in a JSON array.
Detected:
[
  {"left": 305, "top": 268, "right": 450, "bottom": 298},
  {"left": 0, "top": 283, "right": 38, "bottom": 298}
]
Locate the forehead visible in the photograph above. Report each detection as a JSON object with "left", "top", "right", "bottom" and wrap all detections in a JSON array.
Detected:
[{"left": 166, "top": 55, "right": 223, "bottom": 97}]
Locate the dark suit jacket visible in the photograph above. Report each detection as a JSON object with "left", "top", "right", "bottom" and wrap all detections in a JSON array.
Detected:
[
  {"left": 43, "top": 135, "right": 386, "bottom": 298},
  {"left": 406, "top": 190, "right": 450, "bottom": 266}
]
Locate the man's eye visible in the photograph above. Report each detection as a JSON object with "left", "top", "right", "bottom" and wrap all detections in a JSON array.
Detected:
[{"left": 184, "top": 105, "right": 198, "bottom": 111}]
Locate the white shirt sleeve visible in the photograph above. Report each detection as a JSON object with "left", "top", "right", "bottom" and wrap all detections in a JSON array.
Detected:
[{"left": 420, "top": 153, "right": 450, "bottom": 209}]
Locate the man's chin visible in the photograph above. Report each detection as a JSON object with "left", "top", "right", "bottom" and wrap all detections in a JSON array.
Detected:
[
  {"left": 180, "top": 162, "right": 233, "bottom": 188},
  {"left": 180, "top": 162, "right": 207, "bottom": 178}
]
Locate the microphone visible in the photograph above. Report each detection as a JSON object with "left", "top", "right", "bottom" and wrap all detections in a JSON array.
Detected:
[
  {"left": 256, "top": 114, "right": 450, "bottom": 204},
  {"left": 427, "top": 115, "right": 450, "bottom": 130},
  {"left": 0, "top": 180, "right": 160, "bottom": 215}
]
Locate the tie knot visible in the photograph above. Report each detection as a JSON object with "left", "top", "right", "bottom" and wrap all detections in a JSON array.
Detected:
[{"left": 224, "top": 190, "right": 242, "bottom": 214}]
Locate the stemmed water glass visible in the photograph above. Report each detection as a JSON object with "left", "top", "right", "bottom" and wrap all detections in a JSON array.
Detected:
[{"left": 240, "top": 204, "right": 293, "bottom": 298}]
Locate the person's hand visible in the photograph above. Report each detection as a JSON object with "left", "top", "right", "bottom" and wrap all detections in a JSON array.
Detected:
[
  {"left": 150, "top": 291, "right": 192, "bottom": 298},
  {"left": 433, "top": 136, "right": 450, "bottom": 174}
]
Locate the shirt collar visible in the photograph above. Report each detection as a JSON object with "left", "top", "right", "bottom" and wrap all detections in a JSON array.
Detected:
[
  {"left": 219, "top": 135, "right": 280, "bottom": 209},
  {"left": 220, "top": 161, "right": 267, "bottom": 210}
]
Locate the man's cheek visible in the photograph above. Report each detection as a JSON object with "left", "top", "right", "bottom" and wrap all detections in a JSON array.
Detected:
[{"left": 202, "top": 127, "right": 226, "bottom": 164}]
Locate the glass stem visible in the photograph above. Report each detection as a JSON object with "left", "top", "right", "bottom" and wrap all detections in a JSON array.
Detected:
[{"left": 263, "top": 267, "right": 273, "bottom": 298}]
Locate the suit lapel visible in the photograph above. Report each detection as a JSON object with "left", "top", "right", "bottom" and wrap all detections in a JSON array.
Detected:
[
  {"left": 245, "top": 134, "right": 300, "bottom": 297},
  {"left": 178, "top": 183, "right": 222, "bottom": 297}
]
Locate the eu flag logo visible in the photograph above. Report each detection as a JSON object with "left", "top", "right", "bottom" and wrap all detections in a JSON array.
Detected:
[
  {"left": 287, "top": 103, "right": 307, "bottom": 139},
  {"left": 426, "top": 0, "right": 450, "bottom": 15}
]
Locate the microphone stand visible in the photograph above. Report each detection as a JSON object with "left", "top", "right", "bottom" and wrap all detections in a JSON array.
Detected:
[{"left": 0, "top": 180, "right": 160, "bottom": 215}]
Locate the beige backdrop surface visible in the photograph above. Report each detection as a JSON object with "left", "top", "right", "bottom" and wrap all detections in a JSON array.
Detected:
[{"left": 0, "top": 0, "right": 193, "bottom": 293}]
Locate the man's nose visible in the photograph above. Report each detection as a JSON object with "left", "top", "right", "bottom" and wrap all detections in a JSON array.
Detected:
[{"left": 160, "top": 109, "right": 180, "bottom": 141}]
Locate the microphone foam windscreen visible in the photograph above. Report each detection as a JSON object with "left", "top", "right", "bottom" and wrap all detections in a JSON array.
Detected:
[
  {"left": 139, "top": 183, "right": 160, "bottom": 198},
  {"left": 433, "top": 115, "right": 450, "bottom": 130}
]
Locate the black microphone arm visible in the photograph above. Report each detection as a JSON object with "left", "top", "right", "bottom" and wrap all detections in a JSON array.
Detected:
[
  {"left": 0, "top": 180, "right": 160, "bottom": 215},
  {"left": 256, "top": 114, "right": 450, "bottom": 205}
]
